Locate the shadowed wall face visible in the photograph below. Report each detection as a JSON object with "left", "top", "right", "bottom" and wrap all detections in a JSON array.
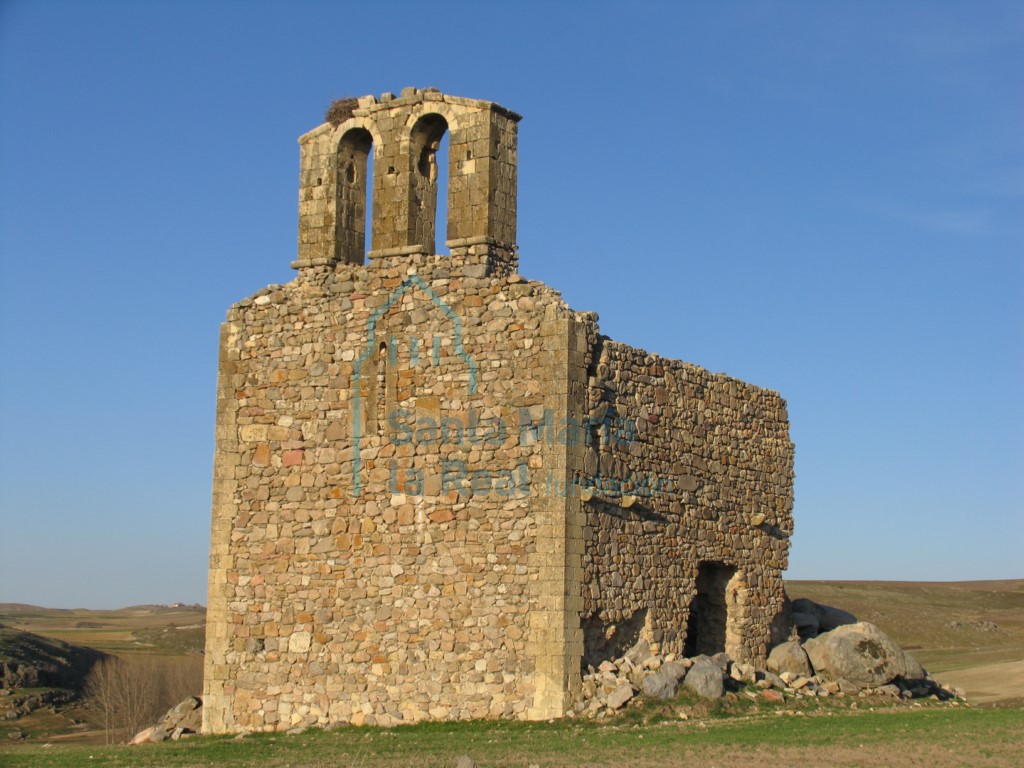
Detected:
[{"left": 579, "top": 341, "right": 793, "bottom": 667}]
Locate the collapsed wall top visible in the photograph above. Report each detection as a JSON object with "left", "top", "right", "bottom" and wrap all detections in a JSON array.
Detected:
[{"left": 293, "top": 87, "right": 521, "bottom": 270}]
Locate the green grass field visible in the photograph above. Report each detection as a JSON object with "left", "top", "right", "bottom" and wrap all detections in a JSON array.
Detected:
[{"left": 1, "top": 707, "right": 1021, "bottom": 768}]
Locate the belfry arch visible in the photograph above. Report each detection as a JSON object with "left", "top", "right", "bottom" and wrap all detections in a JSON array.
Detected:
[
  {"left": 335, "top": 127, "right": 374, "bottom": 265},
  {"left": 294, "top": 88, "right": 521, "bottom": 272},
  {"left": 407, "top": 113, "right": 449, "bottom": 256}
]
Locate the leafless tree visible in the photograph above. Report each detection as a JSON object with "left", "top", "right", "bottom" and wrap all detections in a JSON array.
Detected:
[
  {"left": 84, "top": 655, "right": 202, "bottom": 743},
  {"left": 83, "top": 657, "right": 120, "bottom": 744}
]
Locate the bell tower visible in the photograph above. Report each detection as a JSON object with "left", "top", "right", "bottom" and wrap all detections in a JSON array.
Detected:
[{"left": 293, "top": 87, "right": 521, "bottom": 273}]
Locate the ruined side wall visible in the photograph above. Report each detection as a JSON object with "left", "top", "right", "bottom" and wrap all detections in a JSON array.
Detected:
[
  {"left": 580, "top": 341, "right": 794, "bottom": 667},
  {"left": 203, "top": 253, "right": 584, "bottom": 733}
]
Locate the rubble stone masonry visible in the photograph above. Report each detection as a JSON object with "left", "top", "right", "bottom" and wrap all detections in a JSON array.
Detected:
[{"left": 202, "top": 89, "right": 794, "bottom": 733}]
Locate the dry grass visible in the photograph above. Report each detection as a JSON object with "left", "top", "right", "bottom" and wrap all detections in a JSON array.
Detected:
[
  {"left": 0, "top": 604, "right": 206, "bottom": 656},
  {"left": 0, "top": 604, "right": 206, "bottom": 747},
  {"left": 785, "top": 580, "right": 1024, "bottom": 674}
]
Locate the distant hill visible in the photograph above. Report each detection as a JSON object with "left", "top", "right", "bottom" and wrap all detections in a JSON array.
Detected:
[
  {"left": 786, "top": 578, "right": 1024, "bottom": 704},
  {"left": 0, "top": 603, "right": 205, "bottom": 614},
  {"left": 785, "top": 579, "right": 1024, "bottom": 671},
  {"left": 120, "top": 603, "right": 206, "bottom": 612},
  {"left": 0, "top": 623, "right": 105, "bottom": 691},
  {"left": 0, "top": 603, "right": 207, "bottom": 657}
]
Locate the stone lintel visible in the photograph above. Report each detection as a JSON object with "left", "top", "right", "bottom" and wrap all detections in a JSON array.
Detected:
[{"left": 368, "top": 245, "right": 430, "bottom": 259}]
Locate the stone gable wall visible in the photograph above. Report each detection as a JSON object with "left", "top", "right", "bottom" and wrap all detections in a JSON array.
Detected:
[{"left": 203, "top": 253, "right": 585, "bottom": 732}]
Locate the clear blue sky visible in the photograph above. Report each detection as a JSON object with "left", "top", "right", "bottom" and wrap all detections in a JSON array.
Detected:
[{"left": 1, "top": 1, "right": 1021, "bottom": 608}]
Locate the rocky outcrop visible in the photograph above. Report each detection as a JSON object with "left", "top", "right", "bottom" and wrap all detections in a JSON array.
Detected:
[
  {"left": 0, "top": 625, "right": 105, "bottom": 720},
  {"left": 640, "top": 664, "right": 684, "bottom": 700},
  {"left": 0, "top": 625, "right": 105, "bottom": 692},
  {"left": 0, "top": 687, "right": 76, "bottom": 720}
]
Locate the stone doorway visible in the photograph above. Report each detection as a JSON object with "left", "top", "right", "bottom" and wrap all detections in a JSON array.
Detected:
[{"left": 683, "top": 562, "right": 736, "bottom": 657}]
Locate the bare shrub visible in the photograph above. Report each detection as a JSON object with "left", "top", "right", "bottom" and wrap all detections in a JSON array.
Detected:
[
  {"left": 83, "top": 657, "right": 120, "bottom": 744},
  {"left": 84, "top": 654, "right": 203, "bottom": 743},
  {"left": 160, "top": 655, "right": 203, "bottom": 706}
]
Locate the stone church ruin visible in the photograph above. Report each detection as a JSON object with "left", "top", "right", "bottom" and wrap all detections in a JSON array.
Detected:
[{"left": 202, "top": 88, "right": 795, "bottom": 733}]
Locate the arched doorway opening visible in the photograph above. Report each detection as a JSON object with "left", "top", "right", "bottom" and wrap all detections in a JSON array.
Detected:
[{"left": 683, "top": 561, "right": 736, "bottom": 657}]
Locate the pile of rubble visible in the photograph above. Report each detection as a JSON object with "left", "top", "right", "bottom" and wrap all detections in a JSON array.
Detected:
[
  {"left": 129, "top": 696, "right": 202, "bottom": 744},
  {"left": 572, "top": 612, "right": 965, "bottom": 719}
]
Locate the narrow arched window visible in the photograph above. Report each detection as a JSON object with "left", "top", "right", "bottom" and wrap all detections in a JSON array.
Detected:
[
  {"left": 336, "top": 128, "right": 374, "bottom": 264},
  {"left": 376, "top": 341, "right": 387, "bottom": 435},
  {"left": 434, "top": 130, "right": 450, "bottom": 254},
  {"left": 408, "top": 114, "right": 449, "bottom": 255}
]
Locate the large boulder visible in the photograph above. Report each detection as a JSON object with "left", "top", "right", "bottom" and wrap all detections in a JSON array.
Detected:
[
  {"left": 147, "top": 696, "right": 203, "bottom": 743},
  {"left": 660, "top": 661, "right": 689, "bottom": 681},
  {"left": 683, "top": 657, "right": 723, "bottom": 699},
  {"left": 606, "top": 683, "right": 634, "bottom": 710},
  {"left": 791, "top": 599, "right": 857, "bottom": 635},
  {"left": 791, "top": 611, "right": 819, "bottom": 640},
  {"left": 803, "top": 622, "right": 923, "bottom": 689},
  {"left": 162, "top": 696, "right": 202, "bottom": 731},
  {"left": 641, "top": 667, "right": 680, "bottom": 700},
  {"left": 730, "top": 662, "right": 756, "bottom": 684},
  {"left": 624, "top": 638, "right": 653, "bottom": 666},
  {"left": 767, "top": 640, "right": 813, "bottom": 677},
  {"left": 899, "top": 651, "right": 929, "bottom": 685}
]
